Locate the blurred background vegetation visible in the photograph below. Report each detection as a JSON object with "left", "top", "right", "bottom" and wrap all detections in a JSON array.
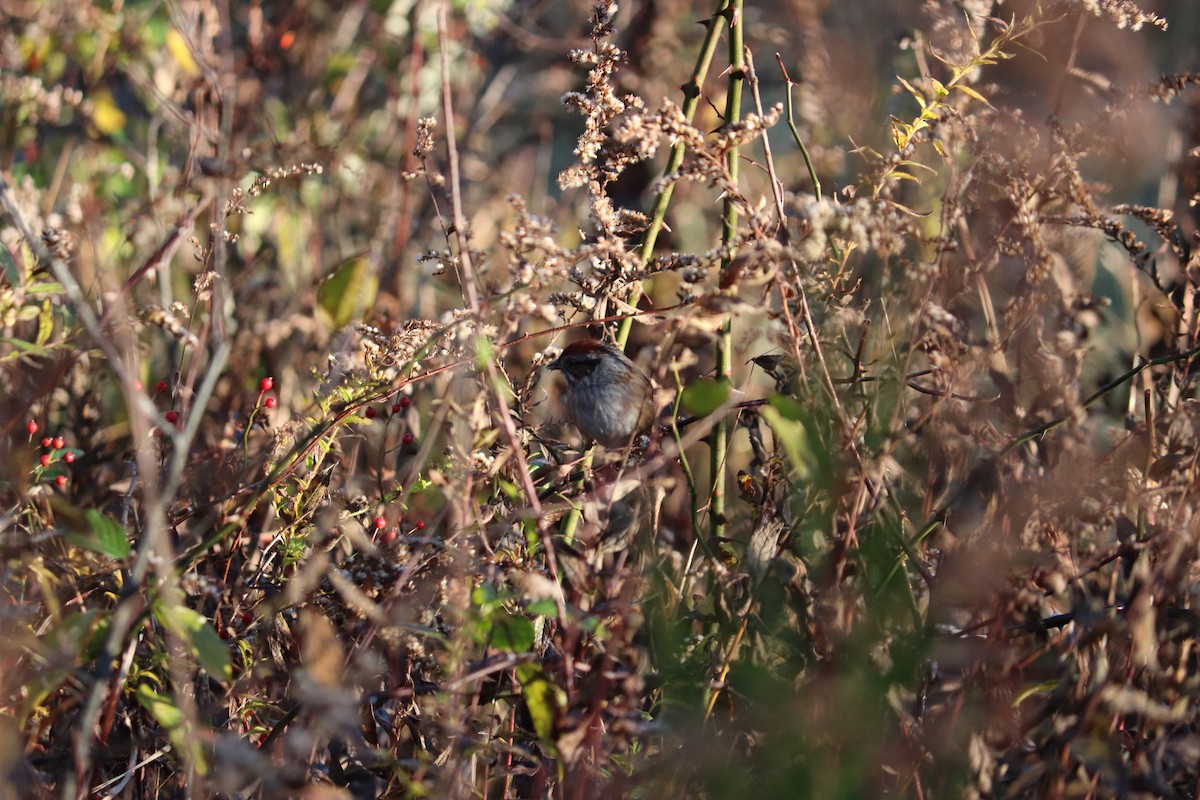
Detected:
[{"left": 3, "top": 0, "right": 1200, "bottom": 797}]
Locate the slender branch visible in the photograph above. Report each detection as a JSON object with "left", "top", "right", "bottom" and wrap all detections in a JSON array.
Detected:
[
  {"left": 775, "top": 54, "right": 821, "bottom": 200},
  {"left": 436, "top": 8, "right": 553, "bottom": 579}
]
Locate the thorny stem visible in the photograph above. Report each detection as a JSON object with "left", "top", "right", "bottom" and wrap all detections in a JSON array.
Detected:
[
  {"left": 704, "top": 616, "right": 748, "bottom": 720},
  {"left": 617, "top": 0, "right": 733, "bottom": 349},
  {"left": 711, "top": 0, "right": 743, "bottom": 540},
  {"left": 563, "top": 0, "right": 732, "bottom": 545},
  {"left": 703, "top": 0, "right": 744, "bottom": 719}
]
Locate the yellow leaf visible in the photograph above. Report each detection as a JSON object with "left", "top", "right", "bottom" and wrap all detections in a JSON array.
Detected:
[
  {"left": 896, "top": 76, "right": 925, "bottom": 108},
  {"left": 953, "top": 83, "right": 993, "bottom": 108},
  {"left": 89, "top": 89, "right": 126, "bottom": 136},
  {"left": 167, "top": 29, "right": 201, "bottom": 77}
]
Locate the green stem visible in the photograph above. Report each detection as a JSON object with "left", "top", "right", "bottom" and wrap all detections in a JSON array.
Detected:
[
  {"left": 564, "top": 0, "right": 734, "bottom": 545},
  {"left": 616, "top": 0, "right": 732, "bottom": 350},
  {"left": 710, "top": 0, "right": 743, "bottom": 545},
  {"left": 777, "top": 55, "right": 821, "bottom": 201}
]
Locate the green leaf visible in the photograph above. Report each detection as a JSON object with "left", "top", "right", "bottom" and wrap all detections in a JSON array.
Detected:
[
  {"left": 134, "top": 684, "right": 210, "bottom": 775},
  {"left": 525, "top": 599, "right": 558, "bottom": 618},
  {"left": 681, "top": 378, "right": 730, "bottom": 417},
  {"left": 134, "top": 684, "right": 184, "bottom": 729},
  {"left": 189, "top": 619, "right": 233, "bottom": 681},
  {"left": 156, "top": 603, "right": 232, "bottom": 681},
  {"left": 765, "top": 392, "right": 804, "bottom": 421},
  {"left": 471, "top": 582, "right": 500, "bottom": 609},
  {"left": 46, "top": 609, "right": 102, "bottom": 654},
  {"left": 316, "top": 254, "right": 377, "bottom": 328},
  {"left": 86, "top": 510, "right": 131, "bottom": 559},
  {"left": 761, "top": 395, "right": 818, "bottom": 481},
  {"left": 471, "top": 615, "right": 493, "bottom": 646},
  {"left": 1013, "top": 679, "right": 1059, "bottom": 707},
  {"left": 490, "top": 612, "right": 535, "bottom": 653},
  {"left": 0, "top": 243, "right": 19, "bottom": 285},
  {"left": 66, "top": 510, "right": 131, "bottom": 560},
  {"left": 36, "top": 299, "right": 54, "bottom": 346},
  {"left": 0, "top": 336, "right": 41, "bottom": 353},
  {"left": 516, "top": 664, "right": 565, "bottom": 747},
  {"left": 474, "top": 337, "right": 495, "bottom": 371}
]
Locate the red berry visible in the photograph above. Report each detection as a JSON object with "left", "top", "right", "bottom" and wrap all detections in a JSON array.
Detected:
[
  {"left": 365, "top": 407, "right": 377, "bottom": 419},
  {"left": 155, "top": 380, "right": 169, "bottom": 393},
  {"left": 133, "top": 380, "right": 143, "bottom": 391},
  {"left": 165, "top": 410, "right": 179, "bottom": 424},
  {"left": 26, "top": 420, "right": 38, "bottom": 435},
  {"left": 39, "top": 454, "right": 51, "bottom": 467},
  {"left": 219, "top": 628, "right": 231, "bottom": 640},
  {"left": 241, "top": 611, "right": 253, "bottom": 624},
  {"left": 54, "top": 475, "right": 67, "bottom": 487},
  {"left": 264, "top": 396, "right": 277, "bottom": 409},
  {"left": 399, "top": 396, "right": 411, "bottom": 409},
  {"left": 40, "top": 437, "right": 52, "bottom": 447},
  {"left": 373, "top": 515, "right": 387, "bottom": 530},
  {"left": 391, "top": 404, "right": 401, "bottom": 414},
  {"left": 64, "top": 452, "right": 76, "bottom": 463},
  {"left": 260, "top": 377, "right": 274, "bottom": 392},
  {"left": 402, "top": 432, "right": 414, "bottom": 445},
  {"left": 414, "top": 519, "right": 426, "bottom": 531},
  {"left": 52, "top": 436, "right": 64, "bottom": 449},
  {"left": 384, "top": 528, "right": 398, "bottom": 543}
]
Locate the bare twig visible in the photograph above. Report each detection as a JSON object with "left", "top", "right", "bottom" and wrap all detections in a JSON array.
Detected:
[{"left": 435, "top": 7, "right": 552, "bottom": 577}]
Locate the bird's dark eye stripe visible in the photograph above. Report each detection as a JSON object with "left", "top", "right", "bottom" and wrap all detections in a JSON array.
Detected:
[{"left": 566, "top": 355, "right": 598, "bottom": 377}]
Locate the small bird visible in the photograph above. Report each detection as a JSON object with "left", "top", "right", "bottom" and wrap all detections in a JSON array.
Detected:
[{"left": 547, "top": 338, "right": 655, "bottom": 448}]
